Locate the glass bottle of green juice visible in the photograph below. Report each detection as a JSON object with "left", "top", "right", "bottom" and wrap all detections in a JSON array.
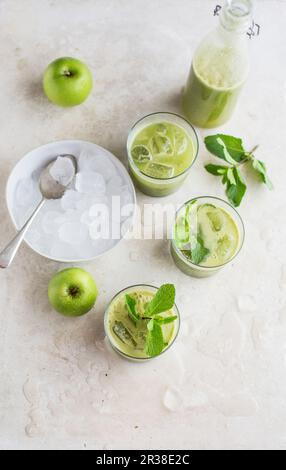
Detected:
[{"left": 183, "top": 0, "right": 254, "bottom": 128}]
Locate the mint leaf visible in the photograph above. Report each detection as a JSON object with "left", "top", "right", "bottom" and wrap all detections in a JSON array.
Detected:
[
  {"left": 205, "top": 134, "right": 246, "bottom": 164},
  {"left": 155, "top": 315, "right": 178, "bottom": 325},
  {"left": 226, "top": 167, "right": 247, "bottom": 207},
  {"left": 205, "top": 164, "right": 229, "bottom": 176},
  {"left": 182, "top": 234, "right": 209, "bottom": 265},
  {"left": 145, "top": 284, "right": 176, "bottom": 317},
  {"left": 251, "top": 158, "right": 273, "bottom": 190},
  {"left": 125, "top": 294, "right": 140, "bottom": 325},
  {"left": 190, "top": 235, "right": 210, "bottom": 264},
  {"left": 145, "top": 319, "right": 164, "bottom": 357}
]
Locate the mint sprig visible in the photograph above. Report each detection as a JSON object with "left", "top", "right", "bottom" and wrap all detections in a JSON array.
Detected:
[
  {"left": 205, "top": 135, "right": 273, "bottom": 207},
  {"left": 145, "top": 284, "right": 176, "bottom": 317},
  {"left": 124, "top": 284, "right": 177, "bottom": 358},
  {"left": 125, "top": 294, "right": 140, "bottom": 325}
]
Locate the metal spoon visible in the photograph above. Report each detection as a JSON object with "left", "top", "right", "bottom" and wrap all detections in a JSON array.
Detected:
[{"left": 0, "top": 155, "right": 77, "bottom": 269}]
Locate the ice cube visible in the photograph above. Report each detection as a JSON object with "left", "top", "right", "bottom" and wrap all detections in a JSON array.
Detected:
[
  {"left": 44, "top": 198, "right": 62, "bottom": 211},
  {"left": 107, "top": 175, "right": 123, "bottom": 195},
  {"left": 78, "top": 150, "right": 117, "bottom": 180},
  {"left": 112, "top": 321, "right": 137, "bottom": 347},
  {"left": 89, "top": 219, "right": 108, "bottom": 240},
  {"left": 217, "top": 234, "right": 233, "bottom": 258},
  {"left": 81, "top": 210, "right": 94, "bottom": 226},
  {"left": 89, "top": 203, "right": 105, "bottom": 219},
  {"left": 173, "top": 129, "right": 188, "bottom": 155},
  {"left": 119, "top": 187, "right": 133, "bottom": 207},
  {"left": 49, "top": 156, "right": 75, "bottom": 187},
  {"left": 146, "top": 162, "right": 174, "bottom": 179},
  {"left": 58, "top": 222, "right": 88, "bottom": 245},
  {"left": 75, "top": 171, "right": 106, "bottom": 195},
  {"left": 131, "top": 145, "right": 152, "bottom": 163},
  {"left": 150, "top": 135, "right": 173, "bottom": 156},
  {"left": 155, "top": 123, "right": 168, "bottom": 135},
  {"left": 61, "top": 189, "right": 83, "bottom": 211},
  {"left": 15, "top": 177, "right": 41, "bottom": 208},
  {"left": 41, "top": 210, "right": 63, "bottom": 234}
]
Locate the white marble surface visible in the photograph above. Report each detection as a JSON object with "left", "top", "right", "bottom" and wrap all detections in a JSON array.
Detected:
[{"left": 0, "top": 0, "right": 286, "bottom": 450}]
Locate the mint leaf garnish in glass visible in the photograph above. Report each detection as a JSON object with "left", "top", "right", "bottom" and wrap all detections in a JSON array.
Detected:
[
  {"left": 125, "top": 294, "right": 140, "bottom": 325},
  {"left": 205, "top": 135, "right": 273, "bottom": 207},
  {"left": 107, "top": 285, "right": 178, "bottom": 359},
  {"left": 145, "top": 284, "right": 176, "bottom": 317},
  {"left": 188, "top": 235, "right": 210, "bottom": 265},
  {"left": 144, "top": 319, "right": 165, "bottom": 357},
  {"left": 173, "top": 198, "right": 243, "bottom": 272}
]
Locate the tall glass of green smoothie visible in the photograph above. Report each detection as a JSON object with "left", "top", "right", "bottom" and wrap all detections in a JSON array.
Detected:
[
  {"left": 104, "top": 284, "right": 180, "bottom": 361},
  {"left": 171, "top": 197, "right": 245, "bottom": 278},
  {"left": 183, "top": 0, "right": 253, "bottom": 128},
  {"left": 127, "top": 112, "right": 199, "bottom": 197}
]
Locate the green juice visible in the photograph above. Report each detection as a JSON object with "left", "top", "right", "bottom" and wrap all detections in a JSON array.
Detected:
[
  {"left": 127, "top": 113, "right": 198, "bottom": 197},
  {"left": 105, "top": 287, "right": 179, "bottom": 360},
  {"left": 183, "top": 64, "right": 244, "bottom": 129},
  {"left": 172, "top": 198, "right": 244, "bottom": 278},
  {"left": 131, "top": 121, "right": 194, "bottom": 178}
]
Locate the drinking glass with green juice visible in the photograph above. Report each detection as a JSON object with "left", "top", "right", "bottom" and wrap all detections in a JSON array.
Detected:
[
  {"left": 171, "top": 197, "right": 245, "bottom": 278},
  {"left": 104, "top": 284, "right": 180, "bottom": 361},
  {"left": 183, "top": 0, "right": 254, "bottom": 128},
  {"left": 127, "top": 112, "right": 199, "bottom": 197}
]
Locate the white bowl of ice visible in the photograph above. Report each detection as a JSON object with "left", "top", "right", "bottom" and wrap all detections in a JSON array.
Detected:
[{"left": 6, "top": 140, "right": 136, "bottom": 262}]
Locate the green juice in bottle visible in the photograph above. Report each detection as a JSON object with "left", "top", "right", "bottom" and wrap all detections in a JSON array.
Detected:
[{"left": 183, "top": 0, "right": 253, "bottom": 128}]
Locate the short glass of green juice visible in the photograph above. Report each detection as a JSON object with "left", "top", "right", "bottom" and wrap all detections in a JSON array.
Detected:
[
  {"left": 171, "top": 197, "right": 245, "bottom": 278},
  {"left": 104, "top": 285, "right": 180, "bottom": 361},
  {"left": 127, "top": 112, "right": 199, "bottom": 197}
]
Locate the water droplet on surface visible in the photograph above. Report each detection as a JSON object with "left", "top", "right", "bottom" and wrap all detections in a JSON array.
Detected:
[
  {"left": 25, "top": 424, "right": 41, "bottom": 438},
  {"left": 163, "top": 387, "right": 182, "bottom": 412}
]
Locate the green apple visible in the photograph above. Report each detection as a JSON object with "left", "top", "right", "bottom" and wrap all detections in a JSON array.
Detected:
[
  {"left": 48, "top": 268, "right": 98, "bottom": 317},
  {"left": 43, "top": 57, "right": 93, "bottom": 107}
]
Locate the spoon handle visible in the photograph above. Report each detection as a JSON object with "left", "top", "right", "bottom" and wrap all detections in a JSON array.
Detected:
[{"left": 0, "top": 198, "right": 46, "bottom": 269}]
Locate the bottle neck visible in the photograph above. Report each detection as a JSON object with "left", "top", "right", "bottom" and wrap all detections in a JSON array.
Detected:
[{"left": 219, "top": 0, "right": 253, "bottom": 35}]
